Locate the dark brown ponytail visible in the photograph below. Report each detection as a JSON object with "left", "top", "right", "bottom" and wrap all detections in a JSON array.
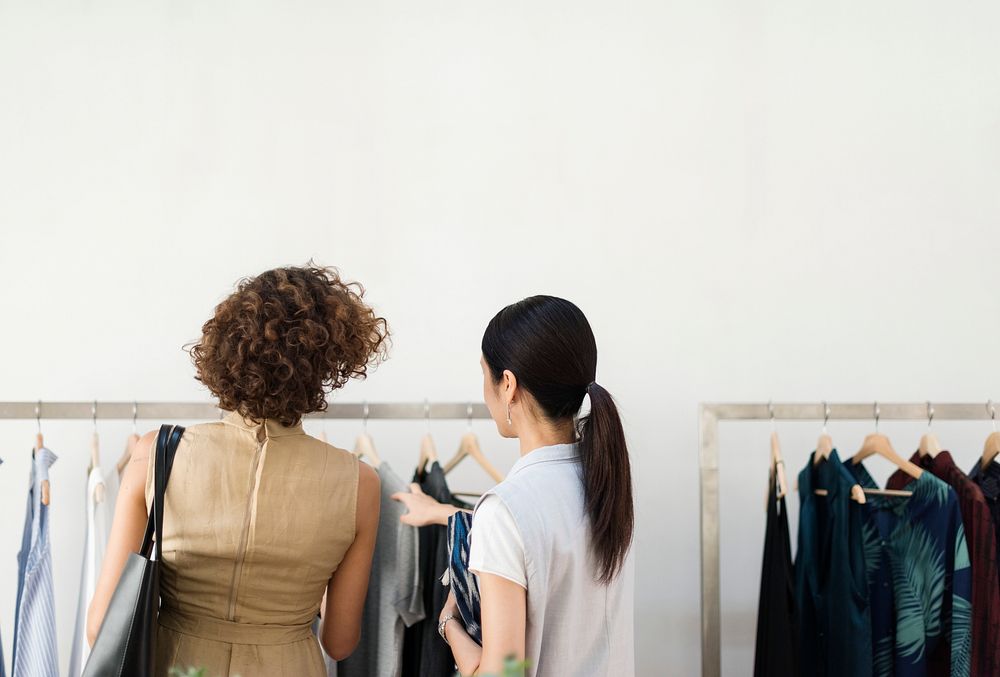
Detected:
[
  {"left": 481, "top": 295, "right": 634, "bottom": 584},
  {"left": 578, "top": 381, "right": 634, "bottom": 583}
]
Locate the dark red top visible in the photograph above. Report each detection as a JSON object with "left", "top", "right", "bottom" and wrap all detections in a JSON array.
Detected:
[{"left": 888, "top": 451, "right": 1000, "bottom": 676}]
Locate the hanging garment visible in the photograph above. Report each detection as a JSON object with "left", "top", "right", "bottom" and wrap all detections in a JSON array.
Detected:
[
  {"left": 144, "top": 412, "right": 359, "bottom": 677},
  {"left": 469, "top": 443, "right": 636, "bottom": 677},
  {"left": 884, "top": 452, "right": 1000, "bottom": 675},
  {"left": 334, "top": 462, "right": 425, "bottom": 677},
  {"left": 795, "top": 450, "right": 872, "bottom": 677},
  {"left": 847, "top": 460, "right": 972, "bottom": 677},
  {"left": 68, "top": 465, "right": 113, "bottom": 676},
  {"left": 401, "top": 462, "right": 470, "bottom": 677},
  {"left": 753, "top": 471, "right": 797, "bottom": 677},
  {"left": 443, "top": 510, "right": 482, "bottom": 644},
  {"left": 967, "top": 459, "right": 1000, "bottom": 585},
  {"left": 11, "top": 447, "right": 58, "bottom": 677}
]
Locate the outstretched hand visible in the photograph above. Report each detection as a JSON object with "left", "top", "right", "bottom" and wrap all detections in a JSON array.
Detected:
[{"left": 391, "top": 483, "right": 457, "bottom": 527}]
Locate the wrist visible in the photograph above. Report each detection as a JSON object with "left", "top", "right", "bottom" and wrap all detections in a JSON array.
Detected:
[
  {"left": 436, "top": 503, "right": 458, "bottom": 526},
  {"left": 438, "top": 613, "right": 460, "bottom": 644}
]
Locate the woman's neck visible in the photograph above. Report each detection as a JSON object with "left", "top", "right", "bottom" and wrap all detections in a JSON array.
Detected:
[{"left": 518, "top": 422, "right": 576, "bottom": 456}]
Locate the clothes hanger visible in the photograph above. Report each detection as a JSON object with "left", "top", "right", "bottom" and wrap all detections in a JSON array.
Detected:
[
  {"left": 805, "top": 402, "right": 866, "bottom": 503},
  {"left": 117, "top": 401, "right": 140, "bottom": 478},
  {"left": 765, "top": 403, "right": 788, "bottom": 499},
  {"left": 353, "top": 402, "right": 382, "bottom": 467},
  {"left": 91, "top": 401, "right": 106, "bottom": 504},
  {"left": 918, "top": 401, "right": 942, "bottom": 458},
  {"left": 417, "top": 400, "right": 438, "bottom": 474},
  {"left": 980, "top": 400, "right": 1000, "bottom": 470},
  {"left": 850, "top": 403, "right": 920, "bottom": 499},
  {"left": 35, "top": 401, "right": 50, "bottom": 506},
  {"left": 443, "top": 404, "right": 505, "bottom": 483},
  {"left": 813, "top": 401, "right": 833, "bottom": 465}
]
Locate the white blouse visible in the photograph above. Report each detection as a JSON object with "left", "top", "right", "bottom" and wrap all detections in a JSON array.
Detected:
[{"left": 469, "top": 443, "right": 635, "bottom": 677}]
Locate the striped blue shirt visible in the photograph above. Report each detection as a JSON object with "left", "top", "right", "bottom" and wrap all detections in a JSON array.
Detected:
[{"left": 12, "top": 447, "right": 58, "bottom": 677}]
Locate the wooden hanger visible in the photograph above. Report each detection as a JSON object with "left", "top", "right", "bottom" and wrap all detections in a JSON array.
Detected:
[
  {"left": 765, "top": 404, "right": 787, "bottom": 498},
  {"left": 443, "top": 432, "right": 504, "bottom": 483},
  {"left": 918, "top": 402, "right": 942, "bottom": 458},
  {"left": 785, "top": 403, "right": 865, "bottom": 503},
  {"left": 981, "top": 401, "right": 1000, "bottom": 470},
  {"left": 850, "top": 404, "right": 921, "bottom": 476},
  {"left": 769, "top": 431, "right": 788, "bottom": 499},
  {"left": 418, "top": 433, "right": 438, "bottom": 474},
  {"left": 919, "top": 432, "right": 942, "bottom": 458},
  {"left": 847, "top": 404, "right": 920, "bottom": 499},
  {"left": 416, "top": 400, "right": 438, "bottom": 474},
  {"left": 91, "top": 431, "right": 106, "bottom": 504},
  {"left": 354, "top": 432, "right": 382, "bottom": 468},
  {"left": 812, "top": 484, "right": 868, "bottom": 503},
  {"left": 351, "top": 402, "right": 380, "bottom": 466},
  {"left": 35, "top": 401, "right": 50, "bottom": 506},
  {"left": 856, "top": 434, "right": 922, "bottom": 484},
  {"left": 814, "top": 402, "right": 834, "bottom": 466},
  {"left": 981, "top": 432, "right": 1000, "bottom": 470},
  {"left": 809, "top": 403, "right": 856, "bottom": 498},
  {"left": 90, "top": 402, "right": 106, "bottom": 503}
]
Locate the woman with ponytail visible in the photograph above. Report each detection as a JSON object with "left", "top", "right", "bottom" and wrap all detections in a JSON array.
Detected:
[{"left": 394, "top": 295, "right": 635, "bottom": 676}]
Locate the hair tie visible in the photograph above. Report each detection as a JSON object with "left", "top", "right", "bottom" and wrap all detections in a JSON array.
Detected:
[{"left": 586, "top": 381, "right": 596, "bottom": 390}]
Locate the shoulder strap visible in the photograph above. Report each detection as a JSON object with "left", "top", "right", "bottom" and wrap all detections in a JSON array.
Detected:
[{"left": 139, "top": 424, "right": 185, "bottom": 559}]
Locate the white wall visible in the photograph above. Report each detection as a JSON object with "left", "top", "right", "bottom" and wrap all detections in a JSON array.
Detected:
[{"left": 1, "top": 1, "right": 1000, "bottom": 675}]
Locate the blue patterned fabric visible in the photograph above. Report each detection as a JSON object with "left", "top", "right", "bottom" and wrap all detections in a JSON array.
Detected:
[
  {"left": 12, "top": 447, "right": 58, "bottom": 677},
  {"left": 445, "top": 511, "right": 482, "bottom": 644},
  {"left": 846, "top": 461, "right": 972, "bottom": 677}
]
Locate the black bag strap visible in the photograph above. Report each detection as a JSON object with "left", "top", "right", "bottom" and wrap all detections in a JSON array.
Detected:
[{"left": 139, "top": 424, "right": 185, "bottom": 559}]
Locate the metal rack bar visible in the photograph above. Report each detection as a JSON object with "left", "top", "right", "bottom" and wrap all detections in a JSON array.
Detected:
[
  {"left": 0, "top": 401, "right": 493, "bottom": 421},
  {"left": 699, "top": 401, "right": 999, "bottom": 677}
]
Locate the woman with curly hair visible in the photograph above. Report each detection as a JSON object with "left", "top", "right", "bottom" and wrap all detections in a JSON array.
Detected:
[{"left": 88, "top": 265, "right": 390, "bottom": 677}]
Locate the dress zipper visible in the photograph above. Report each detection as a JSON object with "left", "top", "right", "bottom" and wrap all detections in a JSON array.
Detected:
[{"left": 227, "top": 438, "right": 265, "bottom": 621}]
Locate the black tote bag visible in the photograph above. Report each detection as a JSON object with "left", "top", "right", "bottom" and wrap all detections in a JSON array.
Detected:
[{"left": 83, "top": 424, "right": 184, "bottom": 677}]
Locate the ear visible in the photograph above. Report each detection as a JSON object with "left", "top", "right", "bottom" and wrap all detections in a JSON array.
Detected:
[{"left": 502, "top": 369, "right": 518, "bottom": 404}]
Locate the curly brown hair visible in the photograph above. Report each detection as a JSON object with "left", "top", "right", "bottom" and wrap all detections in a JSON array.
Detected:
[{"left": 189, "top": 265, "right": 390, "bottom": 426}]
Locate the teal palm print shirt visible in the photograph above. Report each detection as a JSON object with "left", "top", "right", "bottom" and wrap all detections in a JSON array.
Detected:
[{"left": 846, "top": 461, "right": 972, "bottom": 677}]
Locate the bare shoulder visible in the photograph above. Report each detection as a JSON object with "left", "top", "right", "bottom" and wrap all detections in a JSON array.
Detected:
[
  {"left": 132, "top": 429, "right": 158, "bottom": 462},
  {"left": 357, "top": 461, "right": 381, "bottom": 512},
  {"left": 119, "top": 429, "right": 158, "bottom": 503},
  {"left": 358, "top": 461, "right": 379, "bottom": 492}
]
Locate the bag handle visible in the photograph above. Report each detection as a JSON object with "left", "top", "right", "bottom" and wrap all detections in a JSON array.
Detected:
[{"left": 139, "top": 424, "right": 184, "bottom": 559}]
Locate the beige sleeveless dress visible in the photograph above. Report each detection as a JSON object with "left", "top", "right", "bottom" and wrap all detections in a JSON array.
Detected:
[{"left": 144, "top": 411, "right": 358, "bottom": 677}]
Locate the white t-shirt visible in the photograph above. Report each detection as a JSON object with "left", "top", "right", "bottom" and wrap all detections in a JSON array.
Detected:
[{"left": 468, "top": 494, "right": 527, "bottom": 588}]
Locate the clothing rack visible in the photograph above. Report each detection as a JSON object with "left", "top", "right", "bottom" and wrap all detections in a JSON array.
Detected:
[
  {"left": 0, "top": 401, "right": 493, "bottom": 421},
  {"left": 698, "top": 401, "right": 1000, "bottom": 677}
]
